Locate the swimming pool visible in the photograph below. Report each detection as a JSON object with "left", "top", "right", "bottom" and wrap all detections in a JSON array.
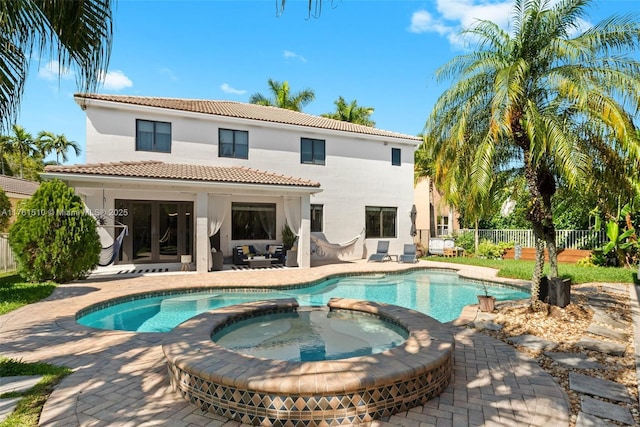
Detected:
[{"left": 77, "top": 270, "right": 529, "bottom": 332}]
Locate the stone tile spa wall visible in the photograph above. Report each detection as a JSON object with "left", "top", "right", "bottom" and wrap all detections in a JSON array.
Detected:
[{"left": 162, "top": 298, "right": 455, "bottom": 426}]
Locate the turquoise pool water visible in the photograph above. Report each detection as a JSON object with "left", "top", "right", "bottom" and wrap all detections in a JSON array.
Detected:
[
  {"left": 212, "top": 309, "right": 409, "bottom": 362},
  {"left": 77, "top": 270, "right": 529, "bottom": 332}
]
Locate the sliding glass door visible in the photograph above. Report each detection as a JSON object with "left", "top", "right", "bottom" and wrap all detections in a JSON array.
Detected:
[{"left": 116, "top": 200, "right": 192, "bottom": 263}]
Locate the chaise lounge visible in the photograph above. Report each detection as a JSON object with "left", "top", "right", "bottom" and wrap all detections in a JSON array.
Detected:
[
  {"left": 399, "top": 244, "right": 418, "bottom": 263},
  {"left": 368, "top": 240, "right": 391, "bottom": 262}
]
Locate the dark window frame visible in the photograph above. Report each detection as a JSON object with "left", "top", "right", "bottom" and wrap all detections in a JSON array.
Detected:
[
  {"left": 391, "top": 147, "right": 401, "bottom": 166},
  {"left": 219, "top": 128, "right": 249, "bottom": 159},
  {"left": 231, "top": 202, "right": 277, "bottom": 240},
  {"left": 365, "top": 206, "right": 397, "bottom": 238},
  {"left": 135, "top": 119, "right": 172, "bottom": 153},
  {"left": 300, "top": 137, "right": 326, "bottom": 165},
  {"left": 311, "top": 204, "right": 323, "bottom": 232}
]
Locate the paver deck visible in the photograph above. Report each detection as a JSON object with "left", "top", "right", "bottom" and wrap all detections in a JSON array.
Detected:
[{"left": 0, "top": 260, "right": 573, "bottom": 426}]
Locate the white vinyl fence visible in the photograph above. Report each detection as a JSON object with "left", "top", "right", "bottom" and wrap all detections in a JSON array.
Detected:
[
  {"left": 416, "top": 229, "right": 606, "bottom": 250},
  {"left": 0, "top": 233, "right": 16, "bottom": 271}
]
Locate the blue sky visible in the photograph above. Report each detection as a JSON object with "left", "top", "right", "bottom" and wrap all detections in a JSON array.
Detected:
[{"left": 15, "top": 0, "right": 637, "bottom": 165}]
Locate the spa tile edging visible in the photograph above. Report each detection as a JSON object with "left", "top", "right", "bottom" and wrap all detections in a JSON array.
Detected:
[{"left": 162, "top": 298, "right": 455, "bottom": 426}]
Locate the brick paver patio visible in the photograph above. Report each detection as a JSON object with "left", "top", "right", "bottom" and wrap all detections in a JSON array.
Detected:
[{"left": 0, "top": 260, "right": 571, "bottom": 426}]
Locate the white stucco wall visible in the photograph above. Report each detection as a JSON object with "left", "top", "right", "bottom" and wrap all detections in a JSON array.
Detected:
[{"left": 81, "top": 102, "right": 418, "bottom": 258}]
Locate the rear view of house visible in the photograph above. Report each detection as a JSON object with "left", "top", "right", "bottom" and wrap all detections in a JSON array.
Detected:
[{"left": 44, "top": 94, "right": 421, "bottom": 272}]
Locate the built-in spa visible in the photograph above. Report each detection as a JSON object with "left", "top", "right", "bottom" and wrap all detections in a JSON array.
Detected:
[{"left": 162, "top": 297, "right": 455, "bottom": 426}]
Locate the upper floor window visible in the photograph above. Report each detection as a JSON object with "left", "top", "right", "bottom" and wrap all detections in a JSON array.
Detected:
[
  {"left": 136, "top": 119, "right": 171, "bottom": 153},
  {"left": 311, "top": 204, "right": 323, "bottom": 232},
  {"left": 391, "top": 148, "right": 401, "bottom": 166},
  {"left": 365, "top": 206, "right": 397, "bottom": 238},
  {"left": 219, "top": 128, "right": 248, "bottom": 159},
  {"left": 301, "top": 138, "right": 325, "bottom": 165}
]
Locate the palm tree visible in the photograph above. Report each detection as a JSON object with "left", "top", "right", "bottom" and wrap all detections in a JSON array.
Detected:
[
  {"left": 0, "top": 134, "right": 13, "bottom": 175},
  {"left": 1, "top": 0, "right": 114, "bottom": 133},
  {"left": 9, "top": 125, "right": 36, "bottom": 179},
  {"left": 424, "top": 0, "right": 640, "bottom": 305},
  {"left": 321, "top": 97, "right": 375, "bottom": 126},
  {"left": 36, "top": 131, "right": 81, "bottom": 165},
  {"left": 249, "top": 79, "right": 315, "bottom": 112}
]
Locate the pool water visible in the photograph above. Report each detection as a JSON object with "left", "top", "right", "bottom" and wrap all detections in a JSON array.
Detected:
[
  {"left": 211, "top": 309, "right": 409, "bottom": 362},
  {"left": 77, "top": 270, "right": 529, "bottom": 332}
]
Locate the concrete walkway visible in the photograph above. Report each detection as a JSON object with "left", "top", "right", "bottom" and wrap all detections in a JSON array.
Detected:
[{"left": 0, "top": 260, "right": 582, "bottom": 426}]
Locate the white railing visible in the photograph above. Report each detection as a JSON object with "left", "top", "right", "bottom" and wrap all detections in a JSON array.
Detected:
[
  {"left": 0, "top": 233, "right": 17, "bottom": 271},
  {"left": 416, "top": 229, "right": 606, "bottom": 250}
]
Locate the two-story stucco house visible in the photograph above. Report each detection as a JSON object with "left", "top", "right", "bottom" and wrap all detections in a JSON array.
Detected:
[{"left": 43, "top": 94, "right": 421, "bottom": 273}]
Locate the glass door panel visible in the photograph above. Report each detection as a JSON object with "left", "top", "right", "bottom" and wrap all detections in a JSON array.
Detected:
[
  {"left": 132, "top": 203, "right": 152, "bottom": 262},
  {"left": 158, "top": 203, "right": 178, "bottom": 261}
]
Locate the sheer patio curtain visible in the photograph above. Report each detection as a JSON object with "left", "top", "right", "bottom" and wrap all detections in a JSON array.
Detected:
[
  {"left": 208, "top": 195, "right": 230, "bottom": 269},
  {"left": 284, "top": 196, "right": 302, "bottom": 242}
]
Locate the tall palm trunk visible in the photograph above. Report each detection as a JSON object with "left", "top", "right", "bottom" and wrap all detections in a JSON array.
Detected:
[{"left": 521, "top": 146, "right": 559, "bottom": 304}]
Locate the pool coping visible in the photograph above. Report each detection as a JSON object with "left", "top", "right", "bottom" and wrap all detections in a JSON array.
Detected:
[{"left": 1, "top": 259, "right": 572, "bottom": 427}]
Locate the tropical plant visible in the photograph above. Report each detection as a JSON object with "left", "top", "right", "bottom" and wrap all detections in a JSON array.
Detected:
[
  {"left": 249, "top": 79, "right": 315, "bottom": 112},
  {"left": 36, "top": 131, "right": 81, "bottom": 165},
  {"left": 424, "top": 0, "right": 640, "bottom": 305},
  {"left": 8, "top": 124, "right": 37, "bottom": 178},
  {"left": 0, "top": 134, "right": 12, "bottom": 175},
  {"left": 595, "top": 202, "right": 638, "bottom": 267},
  {"left": 321, "top": 96, "right": 375, "bottom": 126},
  {"left": 0, "top": 188, "right": 12, "bottom": 232},
  {"left": 0, "top": 0, "right": 114, "bottom": 133},
  {"left": 9, "top": 180, "right": 101, "bottom": 282},
  {"left": 281, "top": 222, "right": 296, "bottom": 249}
]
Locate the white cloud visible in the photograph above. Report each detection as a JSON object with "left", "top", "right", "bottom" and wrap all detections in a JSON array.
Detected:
[
  {"left": 409, "top": 10, "right": 453, "bottom": 35},
  {"left": 409, "top": 0, "right": 513, "bottom": 48},
  {"left": 160, "top": 67, "right": 178, "bottom": 81},
  {"left": 37, "top": 60, "right": 73, "bottom": 81},
  {"left": 283, "top": 50, "right": 306, "bottom": 63},
  {"left": 220, "top": 83, "right": 247, "bottom": 95},
  {"left": 100, "top": 70, "right": 133, "bottom": 91}
]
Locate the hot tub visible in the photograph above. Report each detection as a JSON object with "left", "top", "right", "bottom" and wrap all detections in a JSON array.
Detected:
[{"left": 162, "top": 298, "right": 454, "bottom": 426}]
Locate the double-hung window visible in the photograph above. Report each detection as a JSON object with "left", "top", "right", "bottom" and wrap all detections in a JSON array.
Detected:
[
  {"left": 301, "top": 138, "right": 325, "bottom": 165},
  {"left": 219, "top": 128, "right": 248, "bottom": 159},
  {"left": 136, "top": 119, "right": 171, "bottom": 153},
  {"left": 437, "top": 215, "right": 449, "bottom": 237},
  {"left": 365, "top": 206, "right": 397, "bottom": 238},
  {"left": 310, "top": 204, "right": 323, "bottom": 232}
]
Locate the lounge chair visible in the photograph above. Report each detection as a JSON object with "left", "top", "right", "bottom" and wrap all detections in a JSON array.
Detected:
[
  {"left": 399, "top": 244, "right": 418, "bottom": 263},
  {"left": 368, "top": 240, "right": 391, "bottom": 262}
]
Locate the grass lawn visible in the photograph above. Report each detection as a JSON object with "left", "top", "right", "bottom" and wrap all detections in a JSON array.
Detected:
[
  {"left": 428, "top": 256, "right": 638, "bottom": 284},
  {"left": 0, "top": 272, "right": 56, "bottom": 316},
  {"left": 0, "top": 272, "right": 65, "bottom": 427}
]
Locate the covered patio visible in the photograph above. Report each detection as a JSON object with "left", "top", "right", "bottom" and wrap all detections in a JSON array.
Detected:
[{"left": 43, "top": 161, "right": 322, "bottom": 273}]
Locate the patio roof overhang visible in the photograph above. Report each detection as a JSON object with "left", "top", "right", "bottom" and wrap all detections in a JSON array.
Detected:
[{"left": 42, "top": 161, "right": 323, "bottom": 197}]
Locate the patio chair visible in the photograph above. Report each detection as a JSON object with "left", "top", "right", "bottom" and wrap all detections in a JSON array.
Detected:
[
  {"left": 368, "top": 240, "right": 391, "bottom": 262},
  {"left": 399, "top": 244, "right": 418, "bottom": 263}
]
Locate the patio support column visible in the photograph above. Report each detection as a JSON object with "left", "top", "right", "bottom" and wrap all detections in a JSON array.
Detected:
[
  {"left": 196, "top": 192, "right": 209, "bottom": 273},
  {"left": 298, "top": 195, "right": 311, "bottom": 268}
]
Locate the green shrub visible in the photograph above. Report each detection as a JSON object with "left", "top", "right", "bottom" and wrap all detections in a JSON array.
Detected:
[
  {"left": 8, "top": 180, "right": 100, "bottom": 282},
  {"left": 476, "top": 239, "right": 513, "bottom": 259},
  {"left": 0, "top": 188, "right": 12, "bottom": 231},
  {"left": 454, "top": 231, "right": 475, "bottom": 254}
]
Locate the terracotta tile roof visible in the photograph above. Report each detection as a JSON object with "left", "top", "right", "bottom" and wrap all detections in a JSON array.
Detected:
[
  {"left": 74, "top": 93, "right": 422, "bottom": 143},
  {"left": 44, "top": 161, "right": 321, "bottom": 188},
  {"left": 0, "top": 175, "right": 40, "bottom": 196}
]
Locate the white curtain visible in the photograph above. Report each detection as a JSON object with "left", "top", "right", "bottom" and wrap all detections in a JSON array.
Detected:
[
  {"left": 208, "top": 194, "right": 230, "bottom": 269},
  {"left": 284, "top": 196, "right": 302, "bottom": 237}
]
